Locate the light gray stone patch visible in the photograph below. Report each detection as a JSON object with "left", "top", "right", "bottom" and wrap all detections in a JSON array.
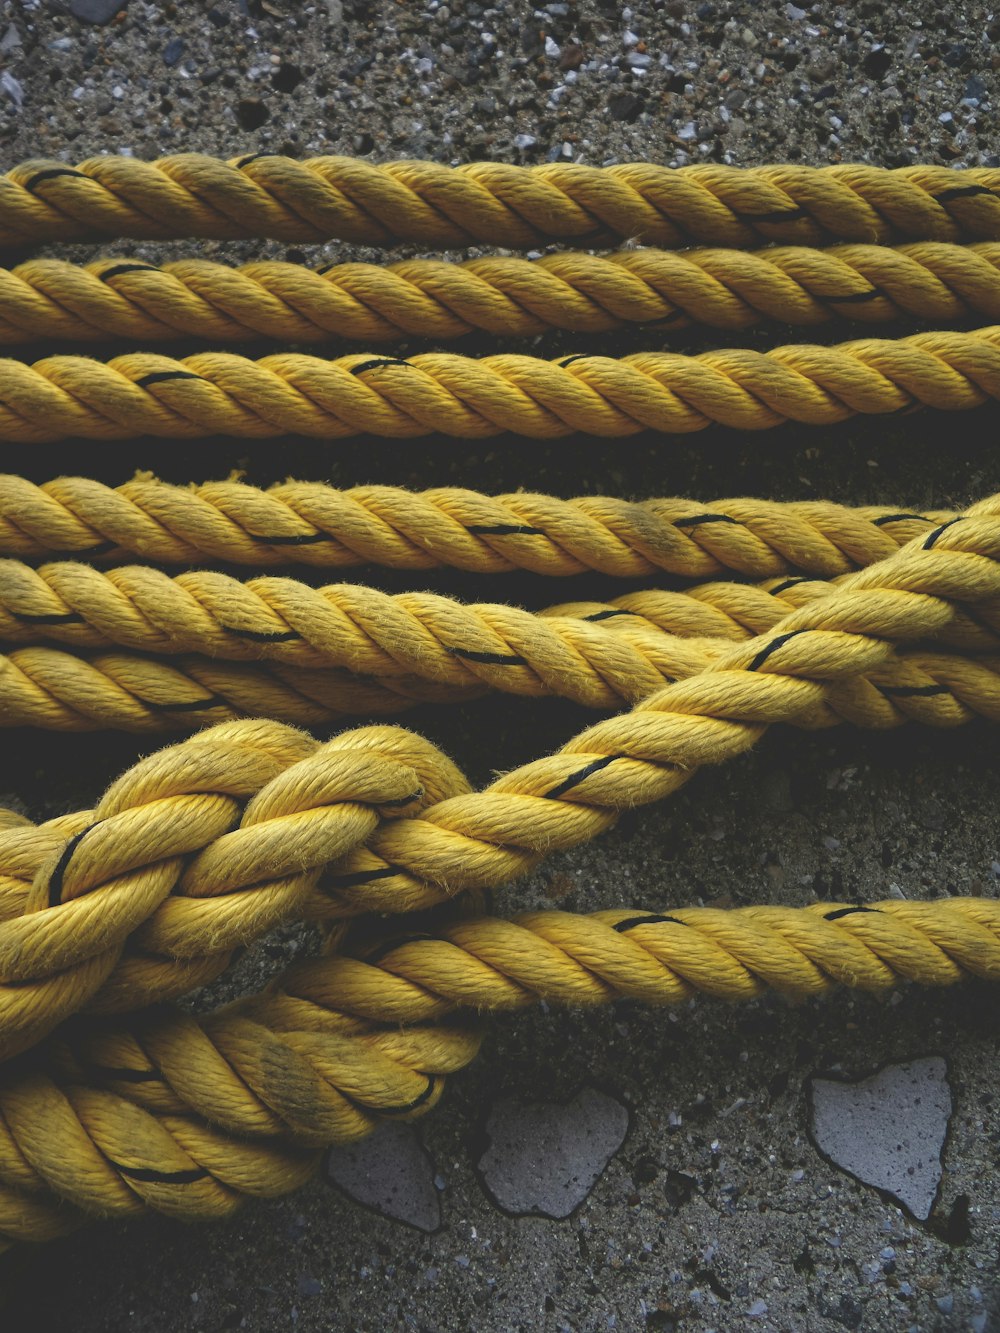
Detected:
[
  {"left": 325, "top": 1122, "right": 440, "bottom": 1233},
  {"left": 477, "top": 1086, "right": 628, "bottom": 1219},
  {"left": 808, "top": 1057, "right": 952, "bottom": 1220}
]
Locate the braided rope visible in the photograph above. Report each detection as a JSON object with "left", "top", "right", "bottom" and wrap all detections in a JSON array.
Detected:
[
  {"left": 5, "top": 243, "right": 1000, "bottom": 343},
  {"left": 3, "top": 156, "right": 1000, "bottom": 248},
  {"left": 0, "top": 473, "right": 956, "bottom": 576},
  {"left": 6, "top": 329, "right": 1000, "bottom": 440}
]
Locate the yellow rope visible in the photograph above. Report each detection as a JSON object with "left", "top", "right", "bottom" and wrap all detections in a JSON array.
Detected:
[
  {"left": 2, "top": 156, "right": 1000, "bottom": 247},
  {"left": 5, "top": 242, "right": 1000, "bottom": 343},
  {"left": 3, "top": 149, "right": 1000, "bottom": 1246},
  {"left": 0, "top": 503, "right": 995, "bottom": 1241},
  {"left": 0, "top": 472, "right": 957, "bottom": 576},
  {"left": 4, "top": 556, "right": 999, "bottom": 706},
  {"left": 1, "top": 502, "right": 998, "bottom": 1052},
  {"left": 0, "top": 992, "right": 481, "bottom": 1243},
  {"left": 2, "top": 560, "right": 999, "bottom": 724},
  {"left": 6, "top": 329, "right": 1000, "bottom": 440},
  {"left": 3, "top": 889, "right": 996, "bottom": 1245}
]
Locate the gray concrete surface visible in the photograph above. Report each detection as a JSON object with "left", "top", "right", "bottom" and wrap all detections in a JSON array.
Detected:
[{"left": 0, "top": 1, "right": 999, "bottom": 1330}]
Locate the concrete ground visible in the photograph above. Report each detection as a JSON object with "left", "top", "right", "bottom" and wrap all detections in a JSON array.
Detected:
[{"left": 0, "top": 1, "right": 999, "bottom": 1330}]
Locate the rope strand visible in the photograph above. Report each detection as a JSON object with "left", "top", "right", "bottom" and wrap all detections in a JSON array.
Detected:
[
  {"left": 3, "top": 332, "right": 1000, "bottom": 440},
  {"left": 2, "top": 156, "right": 1000, "bottom": 248},
  {"left": 0, "top": 473, "right": 957, "bottom": 577},
  {"left": 5, "top": 243, "right": 1000, "bottom": 343}
]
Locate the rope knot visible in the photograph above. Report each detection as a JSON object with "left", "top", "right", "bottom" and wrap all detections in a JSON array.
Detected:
[{"left": 0, "top": 720, "right": 469, "bottom": 1058}]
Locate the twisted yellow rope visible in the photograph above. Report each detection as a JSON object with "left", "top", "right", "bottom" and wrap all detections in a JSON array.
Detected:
[
  {"left": 0, "top": 992, "right": 481, "bottom": 1244},
  {"left": 3, "top": 890, "right": 997, "bottom": 1246},
  {"left": 2, "top": 156, "right": 1000, "bottom": 247},
  {"left": 1, "top": 558, "right": 998, "bottom": 718},
  {"left": 2, "top": 503, "right": 998, "bottom": 1049},
  {"left": 0, "top": 473, "right": 956, "bottom": 576},
  {"left": 5, "top": 329, "right": 1000, "bottom": 440},
  {"left": 3, "top": 149, "right": 1000, "bottom": 1248},
  {"left": 5, "top": 242, "right": 1000, "bottom": 343},
  {"left": 0, "top": 504, "right": 996, "bottom": 1243}
]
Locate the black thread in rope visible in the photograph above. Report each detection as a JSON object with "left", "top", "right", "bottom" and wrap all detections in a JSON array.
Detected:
[
  {"left": 872, "top": 512, "right": 929, "bottom": 526},
  {"left": 545, "top": 753, "right": 622, "bottom": 800},
  {"left": 446, "top": 645, "right": 528, "bottom": 666},
  {"left": 746, "top": 627, "right": 809, "bottom": 672},
  {"left": 233, "top": 152, "right": 271, "bottom": 170},
  {"left": 134, "top": 370, "right": 204, "bottom": 389},
  {"left": 922, "top": 516, "right": 966, "bottom": 549},
  {"left": 646, "top": 309, "right": 685, "bottom": 326},
  {"left": 824, "top": 906, "right": 880, "bottom": 921},
  {"left": 934, "top": 184, "right": 997, "bottom": 204},
  {"left": 99, "top": 262, "right": 160, "bottom": 281},
  {"left": 375, "top": 1076, "right": 437, "bottom": 1117},
  {"left": 221, "top": 624, "right": 302, "bottom": 644},
  {"left": 613, "top": 914, "right": 688, "bottom": 932},
  {"left": 350, "top": 357, "right": 411, "bottom": 376},
  {"left": 23, "top": 167, "right": 88, "bottom": 193},
  {"left": 674, "top": 513, "right": 738, "bottom": 529},
  {"left": 248, "top": 530, "right": 331, "bottom": 546},
  {"left": 583, "top": 609, "right": 639, "bottom": 622},
  {"left": 822, "top": 287, "right": 885, "bottom": 305},
  {"left": 12, "top": 609, "right": 85, "bottom": 625},
  {"left": 732, "top": 205, "right": 808, "bottom": 225},
  {"left": 109, "top": 1161, "right": 210, "bottom": 1185},
  {"left": 557, "top": 354, "right": 589, "bottom": 369},
  {"left": 324, "top": 865, "right": 402, "bottom": 890},
  {"left": 47, "top": 825, "right": 95, "bottom": 909},
  {"left": 768, "top": 578, "right": 808, "bottom": 596}
]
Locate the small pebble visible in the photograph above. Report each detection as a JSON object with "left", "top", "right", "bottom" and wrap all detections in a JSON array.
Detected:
[
  {"left": 69, "top": 0, "right": 125, "bottom": 23},
  {"left": 162, "top": 37, "right": 185, "bottom": 68}
]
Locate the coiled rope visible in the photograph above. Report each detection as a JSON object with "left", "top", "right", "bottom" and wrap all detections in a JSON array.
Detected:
[
  {"left": 5, "top": 327, "right": 1000, "bottom": 441},
  {"left": 5, "top": 242, "right": 1000, "bottom": 343},
  {"left": 2, "top": 156, "right": 1000, "bottom": 248}
]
